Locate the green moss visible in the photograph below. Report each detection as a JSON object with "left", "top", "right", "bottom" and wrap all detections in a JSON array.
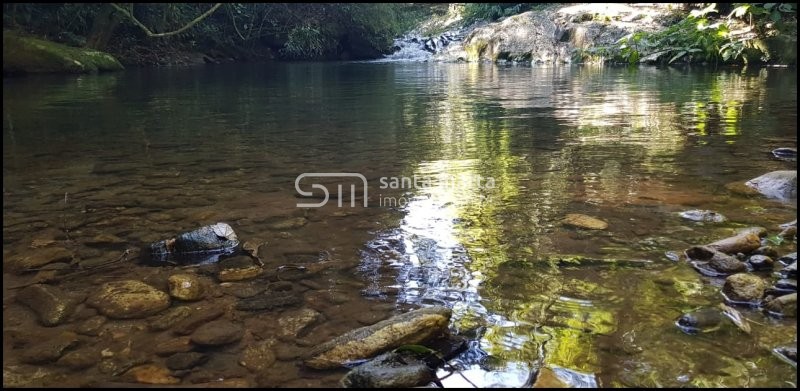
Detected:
[
  {"left": 465, "top": 38, "right": 488, "bottom": 61},
  {"left": 3, "top": 31, "right": 123, "bottom": 74}
]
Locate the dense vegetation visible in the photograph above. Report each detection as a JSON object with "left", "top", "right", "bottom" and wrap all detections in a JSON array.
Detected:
[
  {"left": 2, "top": 3, "right": 427, "bottom": 65},
  {"left": 3, "top": 3, "right": 796, "bottom": 67},
  {"left": 587, "top": 3, "right": 797, "bottom": 65}
]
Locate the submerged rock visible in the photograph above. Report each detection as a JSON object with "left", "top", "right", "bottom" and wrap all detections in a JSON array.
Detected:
[
  {"left": 165, "top": 352, "right": 208, "bottom": 370},
  {"left": 722, "top": 273, "right": 766, "bottom": 305},
  {"left": 340, "top": 351, "right": 436, "bottom": 388},
  {"left": 562, "top": 214, "right": 608, "bottom": 230},
  {"left": 267, "top": 217, "right": 308, "bottom": 230},
  {"left": 172, "top": 306, "right": 225, "bottom": 335},
  {"left": 676, "top": 308, "right": 723, "bottom": 334},
  {"left": 278, "top": 308, "right": 322, "bottom": 338},
  {"left": 16, "top": 284, "right": 79, "bottom": 326},
  {"left": 235, "top": 291, "right": 302, "bottom": 312},
  {"left": 20, "top": 331, "right": 79, "bottom": 364},
  {"left": 764, "top": 293, "right": 797, "bottom": 318},
  {"left": 686, "top": 246, "right": 747, "bottom": 276},
  {"left": 57, "top": 348, "right": 101, "bottom": 371},
  {"left": 304, "top": 306, "right": 452, "bottom": 369},
  {"left": 148, "top": 306, "right": 192, "bottom": 331},
  {"left": 77, "top": 315, "right": 107, "bottom": 336},
  {"left": 218, "top": 265, "right": 263, "bottom": 282},
  {"left": 239, "top": 340, "right": 276, "bottom": 372},
  {"left": 87, "top": 280, "right": 170, "bottom": 319},
  {"left": 533, "top": 367, "right": 568, "bottom": 388},
  {"left": 535, "top": 365, "right": 598, "bottom": 388},
  {"left": 190, "top": 320, "right": 243, "bottom": 346},
  {"left": 679, "top": 210, "right": 727, "bottom": 223},
  {"left": 124, "top": 364, "right": 180, "bottom": 385},
  {"left": 154, "top": 336, "right": 194, "bottom": 356},
  {"left": 745, "top": 170, "right": 797, "bottom": 200},
  {"left": 167, "top": 274, "right": 205, "bottom": 301},
  {"left": 7, "top": 246, "right": 74, "bottom": 273}
]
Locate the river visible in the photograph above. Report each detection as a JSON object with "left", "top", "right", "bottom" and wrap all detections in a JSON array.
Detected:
[{"left": 3, "top": 63, "right": 797, "bottom": 387}]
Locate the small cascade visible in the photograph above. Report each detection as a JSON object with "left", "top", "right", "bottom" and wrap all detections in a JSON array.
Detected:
[{"left": 381, "top": 30, "right": 465, "bottom": 62}]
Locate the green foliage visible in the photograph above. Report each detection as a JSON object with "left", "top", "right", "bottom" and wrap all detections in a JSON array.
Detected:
[
  {"left": 3, "top": 3, "right": 427, "bottom": 62},
  {"left": 601, "top": 3, "right": 797, "bottom": 65},
  {"left": 283, "top": 25, "right": 327, "bottom": 59},
  {"left": 462, "top": 3, "right": 538, "bottom": 24}
]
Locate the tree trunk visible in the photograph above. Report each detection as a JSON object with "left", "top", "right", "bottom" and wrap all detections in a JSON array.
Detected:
[{"left": 86, "top": 4, "right": 121, "bottom": 50}]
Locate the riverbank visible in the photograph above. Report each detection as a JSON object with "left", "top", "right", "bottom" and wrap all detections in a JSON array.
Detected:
[
  {"left": 3, "top": 3, "right": 796, "bottom": 75},
  {"left": 388, "top": 3, "right": 797, "bottom": 66}
]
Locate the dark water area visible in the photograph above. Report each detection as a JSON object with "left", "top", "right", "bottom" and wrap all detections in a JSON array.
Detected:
[{"left": 3, "top": 63, "right": 797, "bottom": 387}]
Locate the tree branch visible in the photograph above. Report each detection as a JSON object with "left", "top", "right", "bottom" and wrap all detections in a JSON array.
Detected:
[{"left": 110, "top": 3, "right": 223, "bottom": 38}]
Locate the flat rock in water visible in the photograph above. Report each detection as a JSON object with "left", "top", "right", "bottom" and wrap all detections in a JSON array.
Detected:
[
  {"left": 172, "top": 306, "right": 225, "bottom": 335},
  {"left": 236, "top": 291, "right": 302, "bottom": 312},
  {"left": 167, "top": 274, "right": 205, "bottom": 301},
  {"left": 20, "top": 331, "right": 79, "bottom": 364},
  {"left": 154, "top": 336, "right": 194, "bottom": 356},
  {"left": 56, "top": 348, "right": 101, "bottom": 370},
  {"left": 745, "top": 170, "right": 797, "bottom": 200},
  {"left": 278, "top": 309, "right": 322, "bottom": 338},
  {"left": 304, "top": 306, "right": 451, "bottom": 369},
  {"left": 16, "top": 284, "right": 79, "bottom": 326},
  {"left": 679, "top": 210, "right": 726, "bottom": 223},
  {"left": 190, "top": 320, "right": 244, "bottom": 346},
  {"left": 340, "top": 351, "right": 436, "bottom": 388},
  {"left": 7, "top": 247, "right": 74, "bottom": 272},
  {"left": 87, "top": 280, "right": 170, "bottom": 319},
  {"left": 218, "top": 265, "right": 263, "bottom": 282},
  {"left": 77, "top": 315, "right": 107, "bottom": 336},
  {"left": 148, "top": 306, "right": 192, "bottom": 331},
  {"left": 267, "top": 217, "right": 308, "bottom": 230},
  {"left": 165, "top": 352, "right": 208, "bottom": 370},
  {"left": 124, "top": 364, "right": 180, "bottom": 385},
  {"left": 562, "top": 214, "right": 608, "bottom": 230},
  {"left": 239, "top": 340, "right": 276, "bottom": 372}
]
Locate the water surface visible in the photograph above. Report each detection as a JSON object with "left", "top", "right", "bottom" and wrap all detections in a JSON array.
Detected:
[{"left": 3, "top": 63, "right": 797, "bottom": 387}]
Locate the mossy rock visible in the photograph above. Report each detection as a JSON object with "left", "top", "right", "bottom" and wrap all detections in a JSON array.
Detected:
[
  {"left": 465, "top": 39, "right": 488, "bottom": 61},
  {"left": 4, "top": 31, "right": 123, "bottom": 74}
]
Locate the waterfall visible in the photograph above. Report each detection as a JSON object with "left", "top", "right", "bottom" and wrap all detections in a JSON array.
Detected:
[{"left": 379, "top": 30, "right": 465, "bottom": 62}]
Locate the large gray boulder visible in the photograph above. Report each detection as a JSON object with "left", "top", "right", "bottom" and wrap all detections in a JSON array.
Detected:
[{"left": 745, "top": 170, "right": 797, "bottom": 200}]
